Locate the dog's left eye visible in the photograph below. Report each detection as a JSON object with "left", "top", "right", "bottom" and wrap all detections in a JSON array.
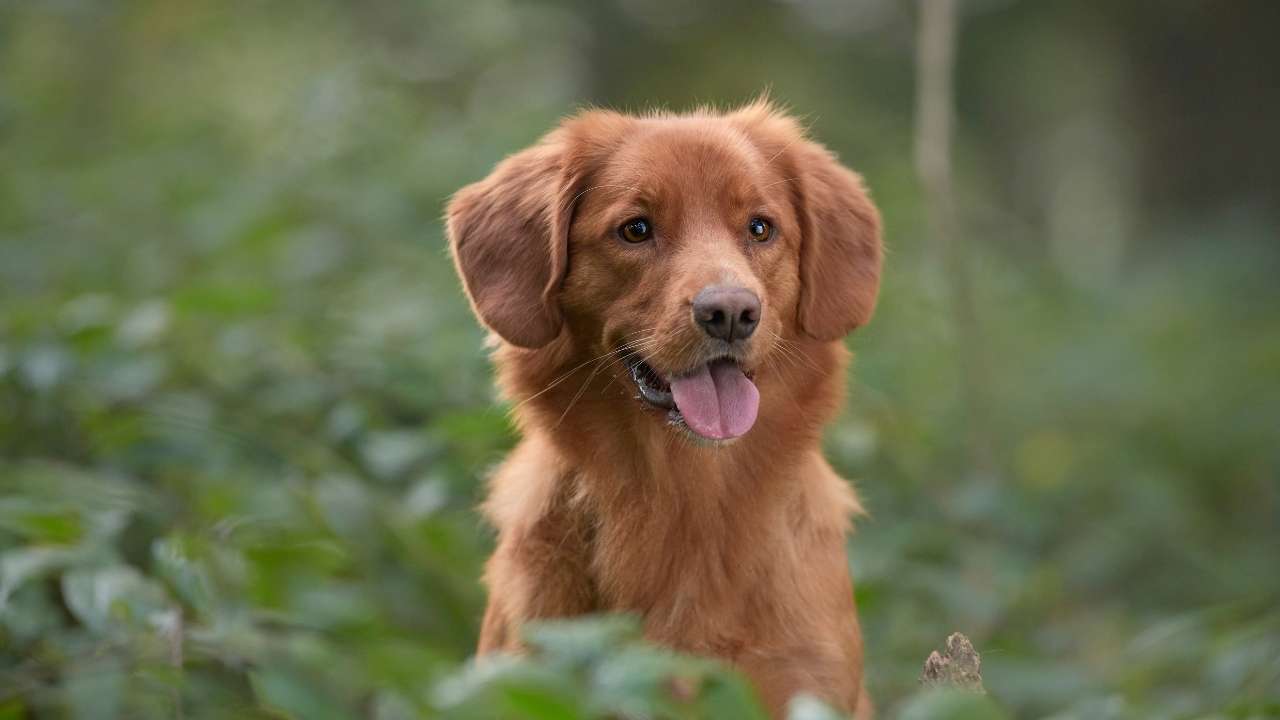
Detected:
[
  {"left": 748, "top": 217, "right": 773, "bottom": 242},
  {"left": 619, "top": 218, "right": 652, "bottom": 244}
]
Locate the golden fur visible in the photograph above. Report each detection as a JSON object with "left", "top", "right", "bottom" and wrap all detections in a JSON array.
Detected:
[{"left": 446, "top": 100, "right": 883, "bottom": 717}]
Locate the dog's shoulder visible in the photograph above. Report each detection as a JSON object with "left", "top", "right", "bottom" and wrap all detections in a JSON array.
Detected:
[
  {"left": 481, "top": 435, "right": 593, "bottom": 536},
  {"left": 785, "top": 453, "right": 866, "bottom": 537},
  {"left": 481, "top": 437, "right": 564, "bottom": 530}
]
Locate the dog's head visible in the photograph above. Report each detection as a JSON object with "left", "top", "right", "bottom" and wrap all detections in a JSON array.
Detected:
[{"left": 447, "top": 101, "right": 881, "bottom": 443}]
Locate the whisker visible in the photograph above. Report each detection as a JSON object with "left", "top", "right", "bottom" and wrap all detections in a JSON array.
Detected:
[
  {"left": 512, "top": 341, "right": 650, "bottom": 410},
  {"left": 765, "top": 351, "right": 811, "bottom": 423},
  {"left": 763, "top": 132, "right": 805, "bottom": 169},
  {"left": 568, "top": 183, "right": 642, "bottom": 207},
  {"left": 513, "top": 329, "right": 670, "bottom": 413},
  {"left": 553, "top": 353, "right": 610, "bottom": 428},
  {"left": 769, "top": 330, "right": 823, "bottom": 374},
  {"left": 761, "top": 176, "right": 799, "bottom": 190}
]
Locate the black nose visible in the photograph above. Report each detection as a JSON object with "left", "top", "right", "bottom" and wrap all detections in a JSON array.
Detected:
[{"left": 692, "top": 286, "right": 761, "bottom": 342}]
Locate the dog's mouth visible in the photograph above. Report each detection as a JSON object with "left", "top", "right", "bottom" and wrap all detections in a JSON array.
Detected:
[{"left": 626, "top": 355, "right": 759, "bottom": 441}]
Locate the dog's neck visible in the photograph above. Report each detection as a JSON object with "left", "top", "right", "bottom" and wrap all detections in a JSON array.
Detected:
[{"left": 494, "top": 334, "right": 850, "bottom": 493}]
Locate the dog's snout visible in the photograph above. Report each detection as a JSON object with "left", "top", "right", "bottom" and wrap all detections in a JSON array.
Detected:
[{"left": 692, "top": 286, "right": 761, "bottom": 342}]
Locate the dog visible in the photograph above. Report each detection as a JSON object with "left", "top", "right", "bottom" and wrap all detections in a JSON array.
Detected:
[{"left": 445, "top": 99, "right": 882, "bottom": 717}]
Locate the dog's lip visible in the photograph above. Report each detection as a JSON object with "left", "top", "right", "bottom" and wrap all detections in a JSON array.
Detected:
[
  {"left": 624, "top": 354, "right": 756, "bottom": 412},
  {"left": 627, "top": 356, "right": 675, "bottom": 409}
]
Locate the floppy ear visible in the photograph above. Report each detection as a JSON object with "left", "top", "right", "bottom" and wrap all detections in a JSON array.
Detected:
[
  {"left": 792, "top": 143, "right": 883, "bottom": 341},
  {"left": 446, "top": 136, "right": 572, "bottom": 348},
  {"left": 730, "top": 100, "right": 883, "bottom": 341}
]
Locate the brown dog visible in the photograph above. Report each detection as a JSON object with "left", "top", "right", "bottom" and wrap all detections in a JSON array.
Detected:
[{"left": 446, "top": 100, "right": 882, "bottom": 717}]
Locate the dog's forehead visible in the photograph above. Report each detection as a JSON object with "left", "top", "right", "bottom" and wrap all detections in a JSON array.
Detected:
[{"left": 601, "top": 119, "right": 767, "bottom": 195}]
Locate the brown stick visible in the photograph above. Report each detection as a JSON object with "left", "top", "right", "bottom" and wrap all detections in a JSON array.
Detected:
[{"left": 920, "top": 632, "right": 985, "bottom": 693}]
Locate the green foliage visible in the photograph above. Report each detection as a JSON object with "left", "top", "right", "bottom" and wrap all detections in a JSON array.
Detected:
[
  {"left": 2, "top": 1, "right": 1278, "bottom": 719},
  {"left": 436, "top": 616, "right": 772, "bottom": 720},
  {"left": 898, "top": 690, "right": 1007, "bottom": 720}
]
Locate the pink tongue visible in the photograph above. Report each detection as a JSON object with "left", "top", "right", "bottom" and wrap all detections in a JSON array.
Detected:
[{"left": 668, "top": 360, "right": 760, "bottom": 440}]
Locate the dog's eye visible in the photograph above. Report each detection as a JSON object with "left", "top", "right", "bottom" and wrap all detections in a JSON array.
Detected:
[
  {"left": 619, "top": 218, "right": 652, "bottom": 244},
  {"left": 748, "top": 217, "right": 773, "bottom": 242}
]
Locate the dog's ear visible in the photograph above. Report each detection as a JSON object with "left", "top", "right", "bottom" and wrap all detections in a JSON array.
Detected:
[
  {"left": 792, "top": 144, "right": 883, "bottom": 340},
  {"left": 731, "top": 102, "right": 883, "bottom": 341},
  {"left": 446, "top": 136, "right": 572, "bottom": 348},
  {"left": 446, "top": 112, "right": 631, "bottom": 348}
]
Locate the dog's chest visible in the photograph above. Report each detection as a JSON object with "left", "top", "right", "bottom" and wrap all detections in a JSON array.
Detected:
[{"left": 581, "top": 489, "right": 787, "bottom": 651}]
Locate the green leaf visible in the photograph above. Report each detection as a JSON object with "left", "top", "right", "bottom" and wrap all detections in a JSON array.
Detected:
[
  {"left": 62, "top": 657, "right": 124, "bottom": 720},
  {"left": 60, "top": 565, "right": 171, "bottom": 636},
  {"left": 250, "top": 667, "right": 350, "bottom": 720},
  {"left": 699, "top": 673, "right": 772, "bottom": 720},
  {"left": 522, "top": 614, "right": 643, "bottom": 667},
  {"left": 0, "top": 545, "right": 78, "bottom": 605},
  {"left": 899, "top": 689, "right": 1010, "bottom": 720},
  {"left": 0, "top": 503, "right": 83, "bottom": 543},
  {"left": 434, "top": 655, "right": 585, "bottom": 719},
  {"left": 151, "top": 536, "right": 214, "bottom": 615}
]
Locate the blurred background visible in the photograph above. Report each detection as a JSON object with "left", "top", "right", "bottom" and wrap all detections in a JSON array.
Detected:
[{"left": 1, "top": 1, "right": 1278, "bottom": 718}]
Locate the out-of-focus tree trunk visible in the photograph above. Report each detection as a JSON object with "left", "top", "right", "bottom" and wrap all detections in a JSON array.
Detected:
[{"left": 915, "top": 0, "right": 994, "bottom": 476}]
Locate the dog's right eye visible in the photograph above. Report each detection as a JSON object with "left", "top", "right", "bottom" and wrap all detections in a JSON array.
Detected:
[{"left": 618, "top": 218, "right": 653, "bottom": 244}]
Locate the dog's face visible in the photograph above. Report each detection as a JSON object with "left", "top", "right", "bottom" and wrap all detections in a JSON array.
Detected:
[{"left": 447, "top": 102, "right": 881, "bottom": 442}]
